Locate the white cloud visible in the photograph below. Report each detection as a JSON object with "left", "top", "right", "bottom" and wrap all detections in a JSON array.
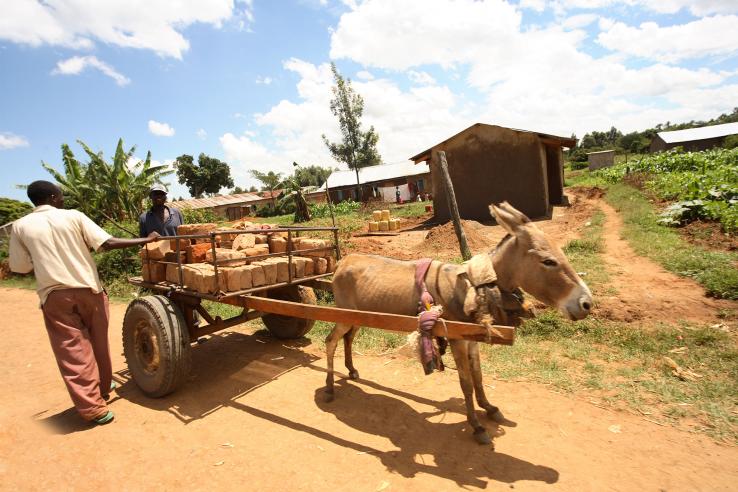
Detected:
[
  {"left": 255, "top": 76, "right": 273, "bottom": 85},
  {"left": 0, "top": 0, "right": 253, "bottom": 59},
  {"left": 52, "top": 56, "right": 130, "bottom": 86},
  {"left": 636, "top": 0, "right": 738, "bottom": 16},
  {"left": 330, "top": 0, "right": 522, "bottom": 70},
  {"left": 0, "top": 132, "right": 30, "bottom": 150},
  {"left": 408, "top": 70, "right": 436, "bottom": 86},
  {"left": 356, "top": 70, "right": 375, "bottom": 80},
  {"left": 562, "top": 13, "right": 599, "bottom": 29},
  {"left": 325, "top": 0, "right": 737, "bottom": 139},
  {"left": 598, "top": 16, "right": 738, "bottom": 62},
  {"left": 552, "top": 0, "right": 738, "bottom": 15},
  {"left": 196, "top": 128, "right": 207, "bottom": 140},
  {"left": 148, "top": 120, "right": 175, "bottom": 137},
  {"left": 519, "top": 0, "right": 546, "bottom": 12}
]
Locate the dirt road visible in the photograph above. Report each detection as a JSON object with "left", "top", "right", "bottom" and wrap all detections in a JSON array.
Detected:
[{"left": 1, "top": 287, "right": 736, "bottom": 491}]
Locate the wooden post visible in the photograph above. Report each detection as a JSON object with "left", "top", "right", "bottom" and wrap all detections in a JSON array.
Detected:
[{"left": 437, "top": 151, "right": 472, "bottom": 261}]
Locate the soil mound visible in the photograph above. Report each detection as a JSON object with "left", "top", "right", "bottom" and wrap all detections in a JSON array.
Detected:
[{"left": 414, "top": 220, "right": 491, "bottom": 253}]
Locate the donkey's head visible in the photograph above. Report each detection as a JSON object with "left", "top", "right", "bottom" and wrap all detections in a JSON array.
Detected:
[{"left": 490, "top": 202, "right": 592, "bottom": 320}]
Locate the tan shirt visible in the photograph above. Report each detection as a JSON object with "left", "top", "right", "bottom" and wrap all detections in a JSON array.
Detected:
[{"left": 9, "top": 205, "right": 112, "bottom": 305}]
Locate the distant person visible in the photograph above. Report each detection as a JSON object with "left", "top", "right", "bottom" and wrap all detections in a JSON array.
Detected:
[
  {"left": 395, "top": 186, "right": 401, "bottom": 204},
  {"left": 139, "top": 184, "right": 183, "bottom": 237},
  {"left": 9, "top": 180, "right": 160, "bottom": 425}
]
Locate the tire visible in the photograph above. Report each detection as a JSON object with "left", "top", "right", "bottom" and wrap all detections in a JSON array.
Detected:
[
  {"left": 122, "top": 295, "right": 191, "bottom": 397},
  {"left": 261, "top": 285, "right": 317, "bottom": 339}
]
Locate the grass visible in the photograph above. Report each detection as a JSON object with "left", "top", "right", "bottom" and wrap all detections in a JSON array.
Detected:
[
  {"left": 479, "top": 310, "right": 738, "bottom": 443},
  {"left": 562, "top": 208, "right": 610, "bottom": 294},
  {"left": 605, "top": 182, "right": 738, "bottom": 299}
]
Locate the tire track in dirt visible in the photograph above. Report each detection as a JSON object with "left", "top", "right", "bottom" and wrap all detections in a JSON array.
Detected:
[{"left": 594, "top": 198, "right": 737, "bottom": 325}]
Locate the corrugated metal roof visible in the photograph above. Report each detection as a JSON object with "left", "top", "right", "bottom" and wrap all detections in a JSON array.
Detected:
[
  {"left": 409, "top": 123, "right": 577, "bottom": 162},
  {"left": 586, "top": 149, "right": 615, "bottom": 155},
  {"left": 318, "top": 161, "right": 430, "bottom": 190},
  {"left": 658, "top": 122, "right": 738, "bottom": 144},
  {"left": 169, "top": 192, "right": 262, "bottom": 210}
]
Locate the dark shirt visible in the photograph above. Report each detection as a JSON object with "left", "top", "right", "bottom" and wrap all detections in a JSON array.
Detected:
[{"left": 139, "top": 206, "right": 184, "bottom": 237}]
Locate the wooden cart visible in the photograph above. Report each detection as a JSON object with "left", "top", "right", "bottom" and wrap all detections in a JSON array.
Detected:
[{"left": 125, "top": 226, "right": 514, "bottom": 397}]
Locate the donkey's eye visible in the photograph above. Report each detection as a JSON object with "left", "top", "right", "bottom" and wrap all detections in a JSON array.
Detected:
[{"left": 542, "top": 259, "right": 558, "bottom": 267}]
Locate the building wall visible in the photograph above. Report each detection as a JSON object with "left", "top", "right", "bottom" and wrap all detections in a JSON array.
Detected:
[
  {"left": 327, "top": 173, "right": 433, "bottom": 203},
  {"left": 588, "top": 150, "right": 615, "bottom": 171},
  {"left": 428, "top": 125, "right": 550, "bottom": 222}
]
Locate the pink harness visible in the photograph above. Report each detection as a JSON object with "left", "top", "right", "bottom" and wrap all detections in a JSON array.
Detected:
[{"left": 415, "top": 258, "right": 444, "bottom": 374}]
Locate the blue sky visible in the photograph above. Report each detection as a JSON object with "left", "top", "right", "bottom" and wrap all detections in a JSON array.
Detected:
[{"left": 1, "top": 0, "right": 737, "bottom": 203}]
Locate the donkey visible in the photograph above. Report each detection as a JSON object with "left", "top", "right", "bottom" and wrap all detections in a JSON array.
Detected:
[{"left": 325, "top": 202, "right": 593, "bottom": 445}]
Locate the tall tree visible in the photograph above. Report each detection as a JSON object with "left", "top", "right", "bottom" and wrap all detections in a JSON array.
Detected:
[
  {"left": 249, "top": 170, "right": 283, "bottom": 210},
  {"left": 322, "top": 63, "right": 381, "bottom": 201},
  {"left": 230, "top": 186, "right": 245, "bottom": 194},
  {"left": 292, "top": 163, "right": 334, "bottom": 187},
  {"left": 174, "top": 153, "right": 234, "bottom": 198},
  {"left": 41, "top": 139, "right": 172, "bottom": 222}
]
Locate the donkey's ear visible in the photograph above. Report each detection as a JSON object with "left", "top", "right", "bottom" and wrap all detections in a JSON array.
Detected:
[
  {"left": 499, "top": 201, "right": 531, "bottom": 224},
  {"left": 489, "top": 202, "right": 523, "bottom": 234}
]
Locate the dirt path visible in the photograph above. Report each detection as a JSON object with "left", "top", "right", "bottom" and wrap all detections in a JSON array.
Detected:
[
  {"left": 1, "top": 287, "right": 737, "bottom": 491},
  {"left": 592, "top": 199, "right": 737, "bottom": 324}
]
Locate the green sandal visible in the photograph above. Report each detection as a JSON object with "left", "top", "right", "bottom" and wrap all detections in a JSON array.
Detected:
[
  {"left": 103, "top": 381, "right": 117, "bottom": 401},
  {"left": 93, "top": 410, "right": 114, "bottom": 425}
]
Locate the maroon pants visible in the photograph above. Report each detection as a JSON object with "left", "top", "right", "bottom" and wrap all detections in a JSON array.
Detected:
[{"left": 41, "top": 288, "right": 111, "bottom": 421}]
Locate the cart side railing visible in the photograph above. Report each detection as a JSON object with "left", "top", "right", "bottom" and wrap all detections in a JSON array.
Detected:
[{"left": 137, "top": 225, "right": 340, "bottom": 297}]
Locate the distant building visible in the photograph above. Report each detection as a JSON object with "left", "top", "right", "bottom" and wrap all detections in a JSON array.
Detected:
[
  {"left": 318, "top": 161, "right": 431, "bottom": 203},
  {"left": 170, "top": 191, "right": 283, "bottom": 220},
  {"left": 410, "top": 123, "right": 575, "bottom": 221},
  {"left": 587, "top": 150, "right": 615, "bottom": 170},
  {"left": 650, "top": 122, "right": 738, "bottom": 152}
]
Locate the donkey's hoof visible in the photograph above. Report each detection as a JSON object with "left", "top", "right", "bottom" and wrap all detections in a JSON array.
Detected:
[
  {"left": 473, "top": 428, "right": 492, "bottom": 445},
  {"left": 324, "top": 390, "right": 335, "bottom": 403},
  {"left": 488, "top": 408, "right": 505, "bottom": 422},
  {"left": 348, "top": 370, "right": 360, "bottom": 380}
]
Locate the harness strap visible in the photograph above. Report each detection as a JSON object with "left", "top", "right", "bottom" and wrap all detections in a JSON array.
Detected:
[{"left": 414, "top": 258, "right": 444, "bottom": 375}]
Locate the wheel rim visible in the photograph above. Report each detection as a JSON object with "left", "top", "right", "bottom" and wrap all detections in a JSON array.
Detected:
[{"left": 133, "top": 319, "right": 161, "bottom": 375}]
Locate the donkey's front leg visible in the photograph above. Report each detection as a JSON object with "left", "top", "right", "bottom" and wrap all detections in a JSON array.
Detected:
[
  {"left": 450, "top": 340, "right": 491, "bottom": 445},
  {"left": 468, "top": 342, "right": 504, "bottom": 421}
]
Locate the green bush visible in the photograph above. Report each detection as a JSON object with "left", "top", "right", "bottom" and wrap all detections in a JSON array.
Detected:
[
  {"left": 93, "top": 219, "right": 140, "bottom": 283},
  {"left": 309, "top": 199, "right": 361, "bottom": 219},
  {"left": 182, "top": 207, "right": 219, "bottom": 224},
  {"left": 0, "top": 197, "right": 32, "bottom": 225}
]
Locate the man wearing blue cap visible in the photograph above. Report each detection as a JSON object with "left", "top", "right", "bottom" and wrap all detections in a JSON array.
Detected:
[{"left": 139, "top": 183, "right": 184, "bottom": 237}]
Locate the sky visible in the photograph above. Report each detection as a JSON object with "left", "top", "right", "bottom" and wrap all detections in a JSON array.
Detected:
[{"left": 1, "top": 0, "right": 737, "bottom": 203}]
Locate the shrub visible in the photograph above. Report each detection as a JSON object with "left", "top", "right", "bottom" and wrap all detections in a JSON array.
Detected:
[
  {"left": 309, "top": 199, "right": 361, "bottom": 219},
  {"left": 0, "top": 197, "right": 32, "bottom": 224},
  {"left": 182, "top": 207, "right": 218, "bottom": 224}
]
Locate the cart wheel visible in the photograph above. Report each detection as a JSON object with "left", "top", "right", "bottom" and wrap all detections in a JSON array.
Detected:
[
  {"left": 122, "top": 295, "right": 191, "bottom": 397},
  {"left": 261, "top": 285, "right": 317, "bottom": 339}
]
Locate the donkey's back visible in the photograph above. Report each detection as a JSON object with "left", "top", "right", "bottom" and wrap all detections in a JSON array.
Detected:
[{"left": 332, "top": 254, "right": 421, "bottom": 316}]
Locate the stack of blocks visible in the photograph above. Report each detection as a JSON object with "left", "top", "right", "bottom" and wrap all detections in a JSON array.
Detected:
[{"left": 140, "top": 222, "right": 336, "bottom": 294}]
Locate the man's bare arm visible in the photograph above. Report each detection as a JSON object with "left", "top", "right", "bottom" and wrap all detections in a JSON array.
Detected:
[{"left": 99, "top": 231, "right": 160, "bottom": 251}]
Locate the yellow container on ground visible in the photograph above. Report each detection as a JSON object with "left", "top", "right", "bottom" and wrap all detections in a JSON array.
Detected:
[
  {"left": 381, "top": 210, "right": 390, "bottom": 221},
  {"left": 368, "top": 221, "right": 379, "bottom": 232}
]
